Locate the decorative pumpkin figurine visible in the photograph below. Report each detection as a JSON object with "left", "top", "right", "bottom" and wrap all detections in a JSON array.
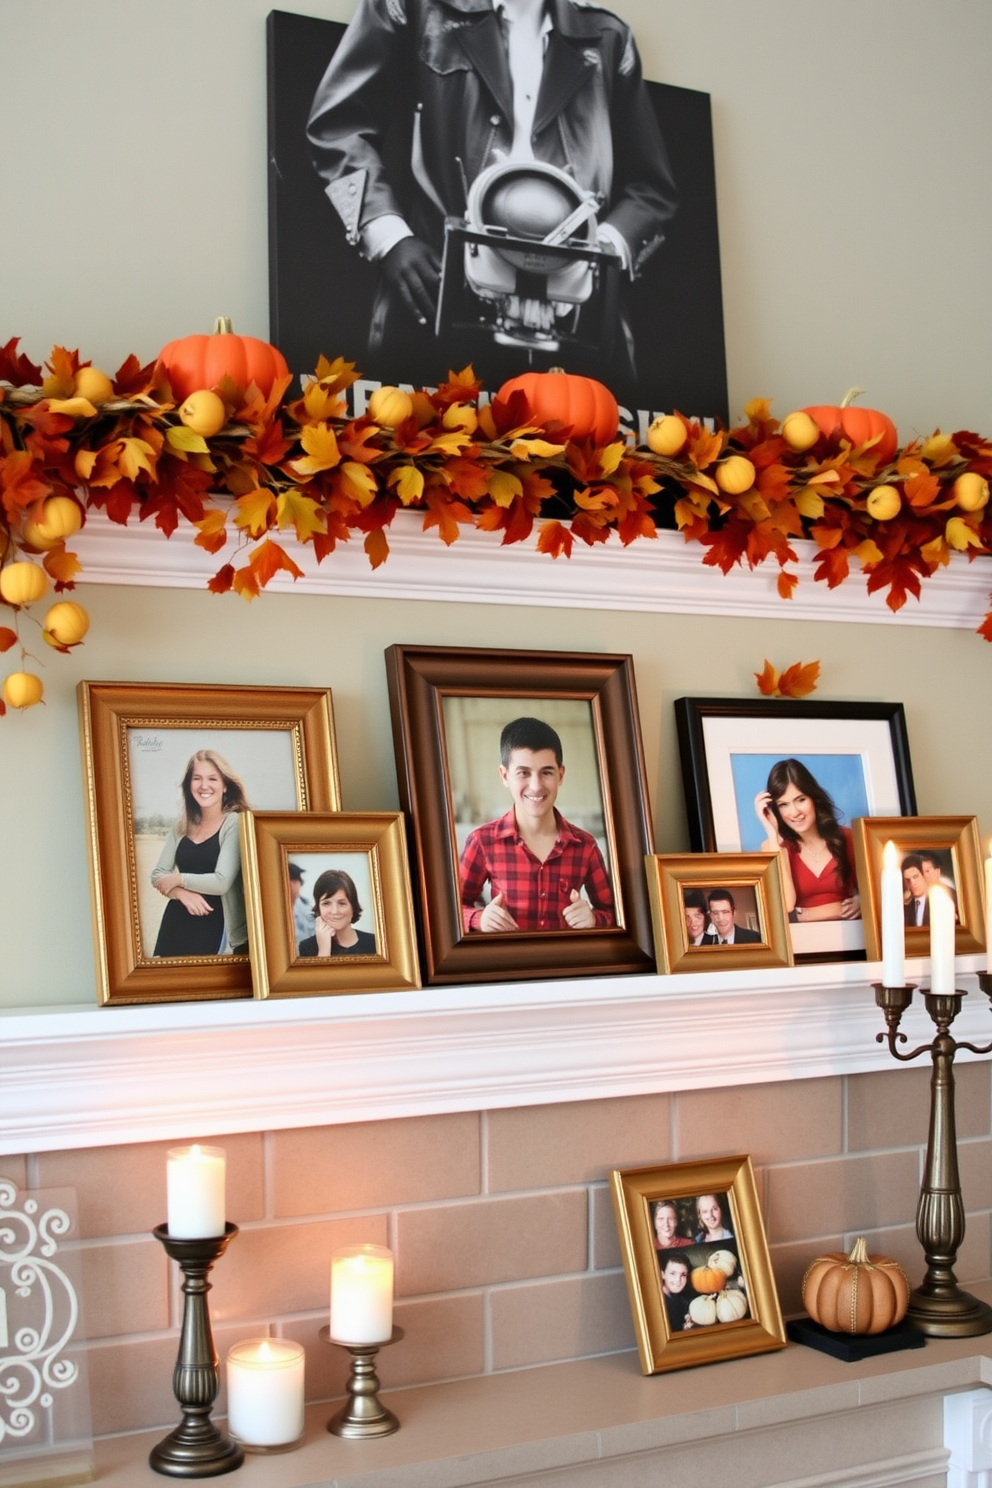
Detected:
[
  {"left": 22, "top": 495, "right": 84, "bottom": 550},
  {"left": 801, "top": 388, "right": 899, "bottom": 465},
  {"left": 2, "top": 672, "right": 44, "bottom": 709},
  {"left": 368, "top": 385, "right": 414, "bottom": 428},
  {"left": 0, "top": 561, "right": 49, "bottom": 607},
  {"left": 802, "top": 1236, "right": 910, "bottom": 1335},
  {"left": 157, "top": 317, "right": 290, "bottom": 403},
  {"left": 496, "top": 368, "right": 619, "bottom": 446}
]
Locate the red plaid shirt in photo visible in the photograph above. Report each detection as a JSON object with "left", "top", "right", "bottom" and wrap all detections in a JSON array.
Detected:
[{"left": 459, "top": 808, "right": 616, "bottom": 932}]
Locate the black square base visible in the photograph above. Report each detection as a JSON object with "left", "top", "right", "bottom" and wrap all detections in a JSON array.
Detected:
[{"left": 786, "top": 1315, "right": 926, "bottom": 1361}]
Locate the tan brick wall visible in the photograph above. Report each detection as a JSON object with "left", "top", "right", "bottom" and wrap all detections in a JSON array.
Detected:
[{"left": 22, "top": 1061, "right": 992, "bottom": 1437}]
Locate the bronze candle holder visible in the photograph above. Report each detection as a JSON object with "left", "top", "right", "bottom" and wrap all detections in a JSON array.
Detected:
[
  {"left": 319, "top": 1324, "right": 403, "bottom": 1439},
  {"left": 150, "top": 1223, "right": 244, "bottom": 1478},
  {"left": 873, "top": 977, "right": 992, "bottom": 1338}
]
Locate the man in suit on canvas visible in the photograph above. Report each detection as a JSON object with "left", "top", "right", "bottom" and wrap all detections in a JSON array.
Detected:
[{"left": 706, "top": 890, "right": 761, "bottom": 946}]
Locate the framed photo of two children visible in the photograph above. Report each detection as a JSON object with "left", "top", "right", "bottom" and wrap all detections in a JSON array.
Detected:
[{"left": 385, "top": 645, "right": 656, "bottom": 984}]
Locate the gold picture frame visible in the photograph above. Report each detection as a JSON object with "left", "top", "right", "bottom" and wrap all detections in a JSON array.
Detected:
[
  {"left": 852, "top": 815, "right": 986, "bottom": 961},
  {"left": 645, "top": 853, "right": 794, "bottom": 974},
  {"left": 610, "top": 1155, "right": 786, "bottom": 1376},
  {"left": 240, "top": 811, "right": 421, "bottom": 998},
  {"left": 78, "top": 681, "right": 340, "bottom": 1005}
]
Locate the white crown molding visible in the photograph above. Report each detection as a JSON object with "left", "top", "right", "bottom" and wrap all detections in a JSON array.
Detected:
[
  {"left": 2, "top": 957, "right": 988, "bottom": 1154},
  {"left": 71, "top": 509, "right": 989, "bottom": 629}
]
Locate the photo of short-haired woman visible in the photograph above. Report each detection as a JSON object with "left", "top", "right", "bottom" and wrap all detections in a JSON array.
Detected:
[{"left": 297, "top": 866, "right": 378, "bottom": 958}]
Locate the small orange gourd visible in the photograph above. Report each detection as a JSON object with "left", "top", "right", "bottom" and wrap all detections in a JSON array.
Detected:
[
  {"left": 801, "top": 388, "right": 898, "bottom": 465},
  {"left": 496, "top": 368, "right": 619, "bottom": 446},
  {"left": 158, "top": 317, "right": 290, "bottom": 403},
  {"left": 690, "top": 1264, "right": 728, "bottom": 1295},
  {"left": 802, "top": 1236, "right": 910, "bottom": 1335}
]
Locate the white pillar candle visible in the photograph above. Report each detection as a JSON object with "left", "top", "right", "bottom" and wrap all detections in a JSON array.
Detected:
[
  {"left": 985, "top": 844, "right": 992, "bottom": 975},
  {"left": 330, "top": 1244, "right": 394, "bottom": 1344},
  {"left": 166, "top": 1144, "right": 226, "bottom": 1238},
  {"left": 929, "top": 884, "right": 956, "bottom": 996},
  {"left": 226, "top": 1338, "right": 305, "bottom": 1449},
  {"left": 880, "top": 839, "right": 905, "bottom": 989}
]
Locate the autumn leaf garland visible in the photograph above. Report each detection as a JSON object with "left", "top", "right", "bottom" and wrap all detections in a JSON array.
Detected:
[{"left": 2, "top": 341, "right": 992, "bottom": 681}]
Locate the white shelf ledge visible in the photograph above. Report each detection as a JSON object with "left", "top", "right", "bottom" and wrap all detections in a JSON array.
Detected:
[
  {"left": 2, "top": 958, "right": 988, "bottom": 1154},
  {"left": 72, "top": 509, "right": 988, "bottom": 629}
]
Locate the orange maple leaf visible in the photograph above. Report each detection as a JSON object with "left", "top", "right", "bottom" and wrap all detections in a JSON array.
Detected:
[
  {"left": 0, "top": 627, "right": 17, "bottom": 652},
  {"left": 755, "top": 660, "right": 779, "bottom": 696},
  {"left": 536, "top": 520, "right": 574, "bottom": 559},
  {"left": 43, "top": 547, "right": 82, "bottom": 589},
  {"left": 364, "top": 527, "right": 390, "bottom": 569},
  {"left": 777, "top": 661, "right": 820, "bottom": 698}
]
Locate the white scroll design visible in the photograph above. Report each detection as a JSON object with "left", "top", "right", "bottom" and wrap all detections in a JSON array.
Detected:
[{"left": 0, "top": 1180, "right": 78, "bottom": 1444}]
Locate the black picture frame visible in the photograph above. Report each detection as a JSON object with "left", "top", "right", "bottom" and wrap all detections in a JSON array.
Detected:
[
  {"left": 385, "top": 645, "right": 656, "bottom": 984},
  {"left": 674, "top": 698, "right": 917, "bottom": 964}
]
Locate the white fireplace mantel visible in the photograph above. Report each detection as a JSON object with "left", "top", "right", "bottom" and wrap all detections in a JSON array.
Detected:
[
  {"left": 3, "top": 957, "right": 989, "bottom": 1155},
  {"left": 73, "top": 507, "right": 988, "bottom": 629}
]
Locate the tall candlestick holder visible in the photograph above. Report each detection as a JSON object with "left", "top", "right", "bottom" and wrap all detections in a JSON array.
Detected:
[
  {"left": 150, "top": 1223, "right": 244, "bottom": 1478},
  {"left": 874, "top": 978, "right": 992, "bottom": 1338},
  {"left": 319, "top": 1325, "right": 403, "bottom": 1439}
]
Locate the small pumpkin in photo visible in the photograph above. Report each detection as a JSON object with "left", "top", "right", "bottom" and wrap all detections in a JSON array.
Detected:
[
  {"left": 690, "top": 1263, "right": 728, "bottom": 1295},
  {"left": 802, "top": 1237, "right": 910, "bottom": 1335}
]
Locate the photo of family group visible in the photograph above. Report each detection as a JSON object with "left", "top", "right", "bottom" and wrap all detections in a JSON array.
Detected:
[{"left": 653, "top": 1193, "right": 750, "bottom": 1333}]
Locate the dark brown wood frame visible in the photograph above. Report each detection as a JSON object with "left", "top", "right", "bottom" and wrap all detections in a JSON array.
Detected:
[
  {"left": 385, "top": 646, "right": 655, "bottom": 984},
  {"left": 78, "top": 681, "right": 340, "bottom": 1005}
]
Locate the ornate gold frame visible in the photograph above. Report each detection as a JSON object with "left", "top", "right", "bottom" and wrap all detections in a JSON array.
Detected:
[
  {"left": 610, "top": 1155, "right": 786, "bottom": 1376},
  {"left": 853, "top": 814, "right": 986, "bottom": 961},
  {"left": 645, "top": 851, "right": 793, "bottom": 974},
  {"left": 78, "top": 681, "right": 340, "bottom": 1005},
  {"left": 240, "top": 811, "right": 420, "bottom": 998}
]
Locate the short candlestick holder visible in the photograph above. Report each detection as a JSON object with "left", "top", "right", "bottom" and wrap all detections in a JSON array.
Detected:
[
  {"left": 150, "top": 1223, "right": 244, "bottom": 1478},
  {"left": 319, "top": 1324, "right": 403, "bottom": 1439},
  {"left": 873, "top": 978, "right": 992, "bottom": 1338}
]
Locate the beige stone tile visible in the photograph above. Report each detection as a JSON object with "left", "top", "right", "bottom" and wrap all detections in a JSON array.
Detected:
[
  {"left": 208, "top": 1215, "right": 388, "bottom": 1323},
  {"left": 768, "top": 1234, "right": 844, "bottom": 1317},
  {"left": 0, "top": 1155, "right": 27, "bottom": 1189},
  {"left": 850, "top": 1210, "right": 990, "bottom": 1289},
  {"left": 673, "top": 1076, "right": 842, "bottom": 1164},
  {"left": 491, "top": 1271, "right": 634, "bottom": 1370},
  {"left": 847, "top": 1060, "right": 990, "bottom": 1151},
  {"left": 959, "top": 1136, "right": 992, "bottom": 1211},
  {"left": 396, "top": 1190, "right": 587, "bottom": 1296},
  {"left": 272, "top": 1113, "right": 480, "bottom": 1217},
  {"left": 764, "top": 1150, "right": 920, "bottom": 1245},
  {"left": 591, "top": 1184, "right": 623, "bottom": 1271},
  {"left": 35, "top": 1131, "right": 263, "bottom": 1239},
  {"left": 486, "top": 1094, "right": 669, "bottom": 1193},
  {"left": 284, "top": 1293, "right": 486, "bottom": 1402},
  {"left": 79, "top": 1237, "right": 170, "bottom": 1339}
]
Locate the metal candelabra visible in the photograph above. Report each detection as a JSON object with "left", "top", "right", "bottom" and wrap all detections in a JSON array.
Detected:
[
  {"left": 874, "top": 974, "right": 992, "bottom": 1338},
  {"left": 149, "top": 1223, "right": 244, "bottom": 1478}
]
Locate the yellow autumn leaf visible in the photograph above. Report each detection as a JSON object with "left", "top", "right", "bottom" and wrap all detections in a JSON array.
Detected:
[
  {"left": 233, "top": 487, "right": 277, "bottom": 537},
  {"left": 277, "top": 489, "right": 327, "bottom": 541},
  {"left": 192, "top": 509, "right": 229, "bottom": 552},
  {"left": 301, "top": 380, "right": 347, "bottom": 423},
  {"left": 795, "top": 488, "right": 825, "bottom": 520},
  {"left": 487, "top": 470, "right": 522, "bottom": 508},
  {"left": 805, "top": 469, "right": 842, "bottom": 486},
  {"left": 427, "top": 430, "right": 473, "bottom": 456},
  {"left": 388, "top": 465, "right": 425, "bottom": 505},
  {"left": 74, "top": 448, "right": 98, "bottom": 480},
  {"left": 945, "top": 516, "right": 983, "bottom": 551},
  {"left": 339, "top": 461, "right": 378, "bottom": 507},
  {"left": 920, "top": 535, "right": 949, "bottom": 567},
  {"left": 48, "top": 396, "right": 99, "bottom": 419},
  {"left": 166, "top": 425, "right": 210, "bottom": 454},
  {"left": 852, "top": 538, "right": 884, "bottom": 568},
  {"left": 598, "top": 441, "right": 626, "bottom": 476},
  {"left": 290, "top": 422, "right": 341, "bottom": 476},
  {"left": 687, "top": 473, "right": 720, "bottom": 496},
  {"left": 117, "top": 437, "right": 158, "bottom": 481},
  {"left": 919, "top": 432, "right": 958, "bottom": 467},
  {"left": 508, "top": 437, "right": 566, "bottom": 461}
]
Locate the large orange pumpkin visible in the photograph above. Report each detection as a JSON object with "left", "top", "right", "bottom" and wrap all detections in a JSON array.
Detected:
[
  {"left": 158, "top": 317, "right": 290, "bottom": 402},
  {"left": 802, "top": 388, "right": 898, "bottom": 465},
  {"left": 802, "top": 1236, "right": 910, "bottom": 1335},
  {"left": 496, "top": 368, "right": 619, "bottom": 446}
]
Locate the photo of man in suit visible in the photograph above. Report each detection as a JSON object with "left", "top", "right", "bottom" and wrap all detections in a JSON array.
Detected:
[{"left": 707, "top": 889, "right": 761, "bottom": 946}]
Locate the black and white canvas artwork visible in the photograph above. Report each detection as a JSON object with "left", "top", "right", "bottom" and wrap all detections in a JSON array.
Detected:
[{"left": 267, "top": 4, "right": 728, "bottom": 438}]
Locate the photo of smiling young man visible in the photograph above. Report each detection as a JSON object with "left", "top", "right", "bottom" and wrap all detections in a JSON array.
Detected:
[{"left": 458, "top": 715, "right": 615, "bottom": 933}]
